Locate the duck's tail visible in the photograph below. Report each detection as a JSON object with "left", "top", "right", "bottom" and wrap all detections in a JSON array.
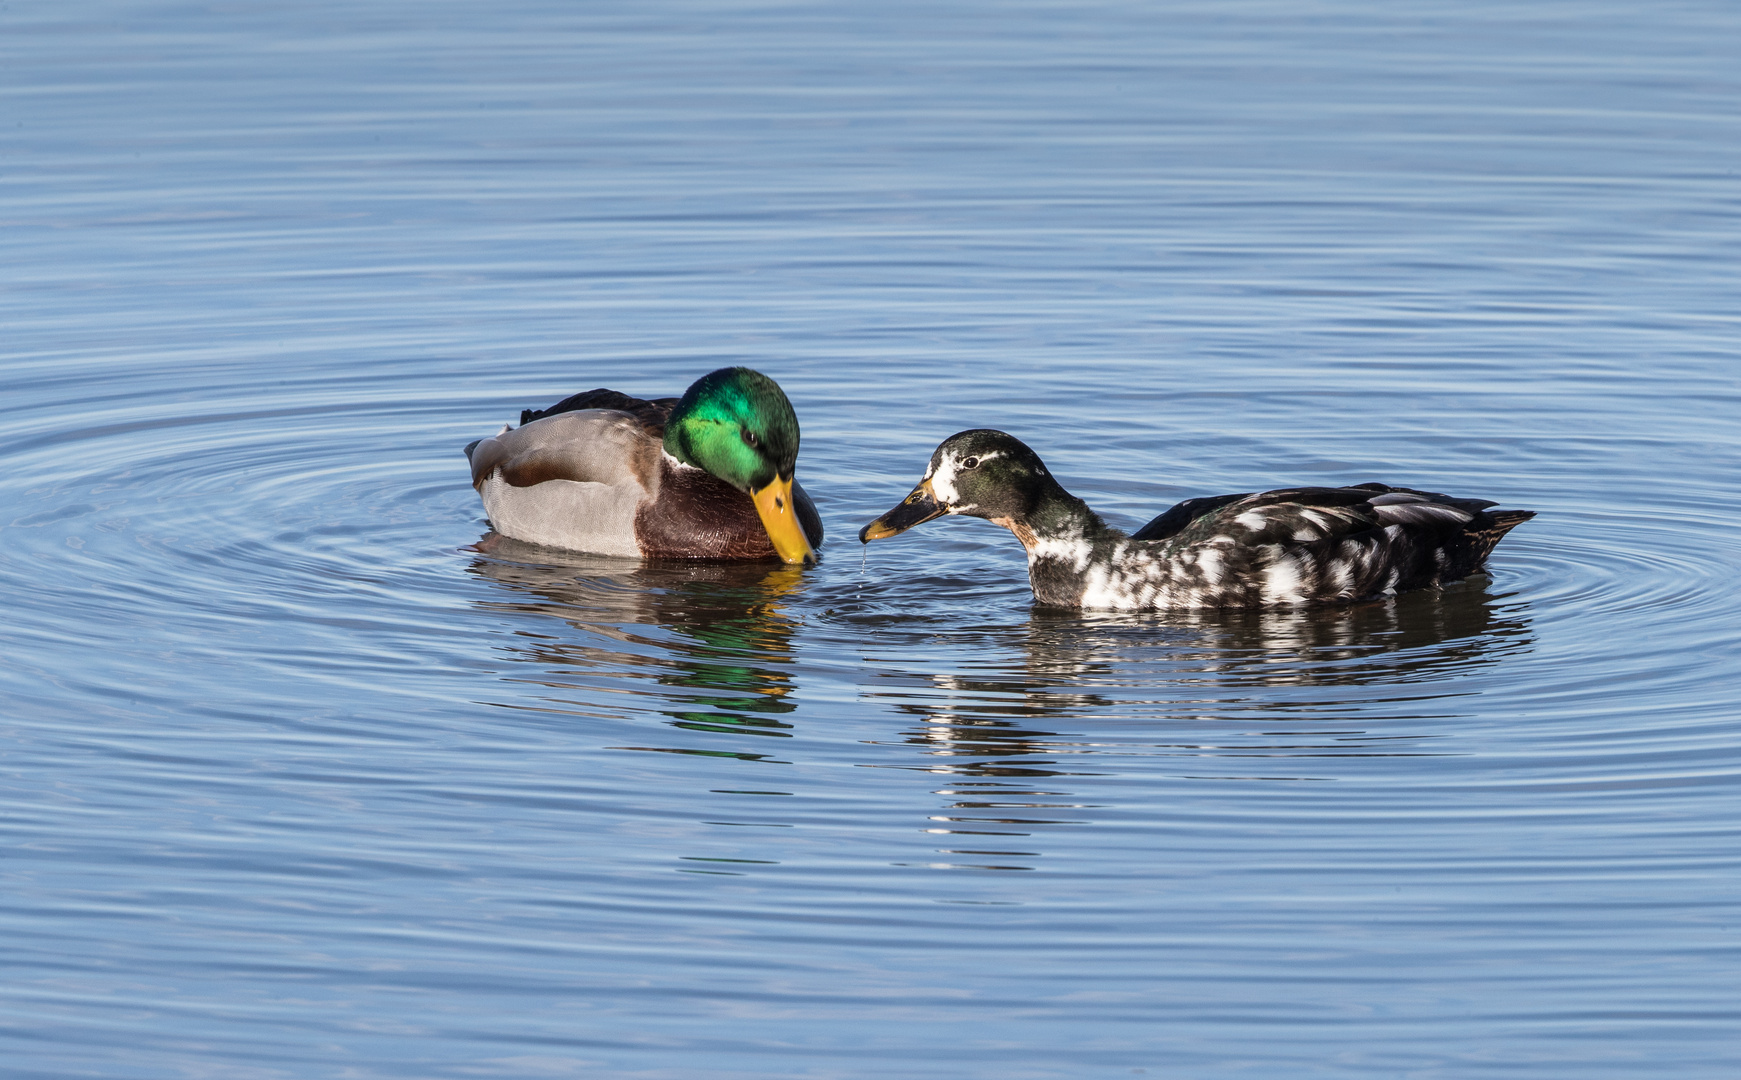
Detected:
[{"left": 1469, "top": 510, "right": 1536, "bottom": 564}]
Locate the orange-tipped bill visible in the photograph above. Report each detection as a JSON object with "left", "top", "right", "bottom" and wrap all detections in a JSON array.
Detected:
[
  {"left": 859, "top": 478, "right": 946, "bottom": 542},
  {"left": 752, "top": 475, "right": 817, "bottom": 565}
]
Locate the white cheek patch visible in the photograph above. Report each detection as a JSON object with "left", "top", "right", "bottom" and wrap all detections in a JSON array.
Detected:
[
  {"left": 928, "top": 455, "right": 959, "bottom": 504},
  {"left": 927, "top": 448, "right": 1003, "bottom": 508}
]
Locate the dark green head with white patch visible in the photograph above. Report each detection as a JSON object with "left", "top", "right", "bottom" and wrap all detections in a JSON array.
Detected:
[
  {"left": 859, "top": 429, "right": 1071, "bottom": 541},
  {"left": 665, "top": 367, "right": 814, "bottom": 564}
]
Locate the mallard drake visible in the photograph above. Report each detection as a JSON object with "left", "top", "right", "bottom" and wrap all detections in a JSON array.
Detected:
[
  {"left": 859, "top": 429, "right": 1533, "bottom": 609},
  {"left": 465, "top": 367, "right": 821, "bottom": 563}
]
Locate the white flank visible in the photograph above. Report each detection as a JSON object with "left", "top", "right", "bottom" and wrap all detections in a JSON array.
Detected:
[
  {"left": 1029, "top": 530, "right": 1093, "bottom": 573},
  {"left": 1327, "top": 552, "right": 1354, "bottom": 592},
  {"left": 1195, "top": 547, "right": 1225, "bottom": 587},
  {"left": 480, "top": 473, "right": 642, "bottom": 557},
  {"left": 1261, "top": 553, "right": 1307, "bottom": 604},
  {"left": 1235, "top": 510, "right": 1270, "bottom": 532},
  {"left": 1080, "top": 565, "right": 1146, "bottom": 610}
]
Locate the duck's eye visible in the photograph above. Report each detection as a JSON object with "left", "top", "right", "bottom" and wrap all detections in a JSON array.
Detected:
[
  {"left": 959, "top": 456, "right": 980, "bottom": 470},
  {"left": 741, "top": 429, "right": 760, "bottom": 449}
]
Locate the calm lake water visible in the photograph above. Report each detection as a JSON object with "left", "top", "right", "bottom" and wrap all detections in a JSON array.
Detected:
[{"left": 4, "top": 2, "right": 1740, "bottom": 1077}]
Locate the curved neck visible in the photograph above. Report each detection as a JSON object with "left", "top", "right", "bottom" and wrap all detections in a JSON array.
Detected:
[
  {"left": 1036, "top": 483, "right": 1120, "bottom": 541},
  {"left": 991, "top": 477, "right": 1124, "bottom": 557},
  {"left": 1003, "top": 481, "right": 1137, "bottom": 607}
]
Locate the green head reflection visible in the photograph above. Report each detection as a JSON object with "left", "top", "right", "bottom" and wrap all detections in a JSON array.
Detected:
[{"left": 467, "top": 542, "right": 803, "bottom": 744}]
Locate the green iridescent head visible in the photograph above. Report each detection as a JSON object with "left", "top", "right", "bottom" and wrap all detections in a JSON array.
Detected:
[
  {"left": 663, "top": 367, "right": 799, "bottom": 490},
  {"left": 664, "top": 367, "right": 814, "bottom": 564}
]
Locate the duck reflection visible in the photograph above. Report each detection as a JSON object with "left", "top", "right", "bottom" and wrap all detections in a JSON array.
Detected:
[
  {"left": 467, "top": 534, "right": 803, "bottom": 747},
  {"left": 1024, "top": 573, "right": 1535, "bottom": 689},
  {"left": 864, "top": 576, "right": 1533, "bottom": 871}
]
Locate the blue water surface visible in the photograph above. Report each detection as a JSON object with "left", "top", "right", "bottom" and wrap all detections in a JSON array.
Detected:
[{"left": 3, "top": 2, "right": 1740, "bottom": 1077}]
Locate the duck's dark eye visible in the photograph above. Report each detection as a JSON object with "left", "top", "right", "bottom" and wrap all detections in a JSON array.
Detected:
[
  {"left": 741, "top": 429, "right": 760, "bottom": 449},
  {"left": 959, "top": 456, "right": 979, "bottom": 470}
]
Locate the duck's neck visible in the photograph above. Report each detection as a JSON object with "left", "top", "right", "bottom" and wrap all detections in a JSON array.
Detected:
[{"left": 990, "top": 481, "right": 1128, "bottom": 602}]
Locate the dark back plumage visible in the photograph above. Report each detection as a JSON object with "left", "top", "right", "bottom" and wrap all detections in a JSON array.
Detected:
[
  {"left": 1128, "top": 483, "right": 1534, "bottom": 606},
  {"left": 520, "top": 389, "right": 678, "bottom": 430}
]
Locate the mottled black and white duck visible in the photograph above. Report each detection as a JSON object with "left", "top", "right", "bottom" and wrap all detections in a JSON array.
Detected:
[
  {"left": 465, "top": 367, "right": 822, "bottom": 563},
  {"left": 859, "top": 429, "right": 1533, "bottom": 609}
]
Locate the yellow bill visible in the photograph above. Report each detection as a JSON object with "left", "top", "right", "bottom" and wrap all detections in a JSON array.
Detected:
[{"left": 752, "top": 475, "right": 816, "bottom": 565}]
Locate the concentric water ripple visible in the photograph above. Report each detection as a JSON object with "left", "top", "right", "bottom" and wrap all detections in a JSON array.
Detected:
[
  {"left": 6, "top": 355, "right": 1737, "bottom": 785},
  {"left": 7, "top": 3, "right": 1741, "bottom": 1077},
  {"left": 6, "top": 336, "right": 1741, "bottom": 1080}
]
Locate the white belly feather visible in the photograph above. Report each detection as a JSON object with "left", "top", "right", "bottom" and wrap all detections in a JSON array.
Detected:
[{"left": 479, "top": 473, "right": 644, "bottom": 557}]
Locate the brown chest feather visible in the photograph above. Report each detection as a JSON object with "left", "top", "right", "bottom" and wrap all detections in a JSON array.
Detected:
[
  {"left": 634, "top": 461, "right": 825, "bottom": 560},
  {"left": 635, "top": 467, "right": 776, "bottom": 559}
]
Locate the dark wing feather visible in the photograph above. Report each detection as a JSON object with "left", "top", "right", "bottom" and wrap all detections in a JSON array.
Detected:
[
  {"left": 1158, "top": 488, "right": 1391, "bottom": 550},
  {"left": 520, "top": 388, "right": 679, "bottom": 429},
  {"left": 1144, "top": 485, "right": 1504, "bottom": 551},
  {"left": 1131, "top": 493, "right": 1251, "bottom": 542},
  {"left": 1467, "top": 509, "right": 1535, "bottom": 563},
  {"left": 1148, "top": 485, "right": 1532, "bottom": 602},
  {"left": 1347, "top": 482, "right": 1499, "bottom": 514}
]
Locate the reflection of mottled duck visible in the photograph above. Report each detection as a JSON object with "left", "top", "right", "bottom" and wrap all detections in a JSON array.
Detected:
[
  {"left": 861, "top": 429, "right": 1534, "bottom": 610},
  {"left": 465, "top": 368, "right": 823, "bottom": 563}
]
